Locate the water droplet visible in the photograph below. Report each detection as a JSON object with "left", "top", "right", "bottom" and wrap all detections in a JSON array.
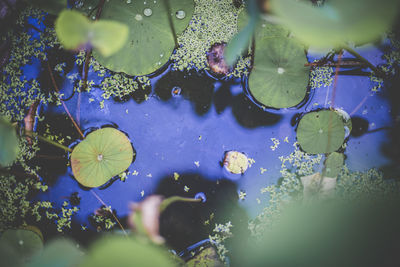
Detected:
[
  {"left": 135, "top": 14, "right": 143, "bottom": 21},
  {"left": 88, "top": 6, "right": 92, "bottom": 10},
  {"left": 97, "top": 154, "right": 103, "bottom": 161},
  {"left": 143, "top": 8, "right": 152, "bottom": 16},
  {"left": 126, "top": 0, "right": 131, "bottom": 3},
  {"left": 318, "top": 129, "right": 323, "bottom": 134},
  {"left": 277, "top": 67, "right": 285, "bottom": 74},
  {"left": 19, "top": 240, "right": 24, "bottom": 245},
  {"left": 195, "top": 192, "right": 207, "bottom": 203},
  {"left": 171, "top": 86, "right": 182, "bottom": 97},
  {"left": 175, "top": 10, "right": 186, "bottom": 19}
]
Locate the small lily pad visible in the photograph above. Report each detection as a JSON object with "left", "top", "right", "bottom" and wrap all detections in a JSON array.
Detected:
[
  {"left": 87, "top": 0, "right": 194, "bottom": 76},
  {"left": 223, "top": 151, "right": 249, "bottom": 174},
  {"left": 0, "top": 116, "right": 20, "bottom": 166},
  {"left": 71, "top": 128, "right": 134, "bottom": 188},
  {"left": 248, "top": 36, "right": 309, "bottom": 108},
  {"left": 55, "top": 10, "right": 129, "bottom": 57},
  {"left": 297, "top": 110, "right": 345, "bottom": 154},
  {"left": 0, "top": 228, "right": 43, "bottom": 263},
  {"left": 80, "top": 236, "right": 176, "bottom": 267},
  {"left": 324, "top": 152, "right": 345, "bottom": 178}
]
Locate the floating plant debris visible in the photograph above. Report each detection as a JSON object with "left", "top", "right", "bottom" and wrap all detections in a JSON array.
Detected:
[
  {"left": 296, "top": 110, "right": 346, "bottom": 154},
  {"left": 207, "top": 42, "right": 231, "bottom": 76},
  {"left": 70, "top": 128, "right": 134, "bottom": 188},
  {"left": 223, "top": 151, "right": 249, "bottom": 174}
]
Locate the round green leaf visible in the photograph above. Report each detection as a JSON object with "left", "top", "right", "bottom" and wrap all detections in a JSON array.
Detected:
[
  {"left": 91, "top": 0, "right": 194, "bottom": 76},
  {"left": 27, "top": 239, "right": 84, "bottom": 267},
  {"left": 269, "top": 0, "right": 400, "bottom": 48},
  {"left": 324, "top": 152, "right": 345, "bottom": 178},
  {"left": 297, "top": 110, "right": 345, "bottom": 154},
  {"left": 0, "top": 116, "right": 20, "bottom": 166},
  {"left": 70, "top": 128, "right": 134, "bottom": 188},
  {"left": 80, "top": 236, "right": 176, "bottom": 267},
  {"left": 248, "top": 37, "right": 309, "bottom": 108},
  {"left": 0, "top": 229, "right": 43, "bottom": 263},
  {"left": 55, "top": 10, "right": 91, "bottom": 50}
]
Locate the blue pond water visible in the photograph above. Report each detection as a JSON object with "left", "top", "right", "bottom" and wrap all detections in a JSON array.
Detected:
[{"left": 32, "top": 43, "right": 392, "bottom": 231}]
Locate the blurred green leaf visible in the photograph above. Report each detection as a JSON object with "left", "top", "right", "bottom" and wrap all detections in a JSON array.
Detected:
[
  {"left": 70, "top": 128, "right": 134, "bottom": 188},
  {"left": 80, "top": 236, "right": 177, "bottom": 267},
  {"left": 55, "top": 10, "right": 91, "bottom": 50},
  {"left": 27, "top": 239, "right": 84, "bottom": 267},
  {"left": 269, "top": 0, "right": 400, "bottom": 48},
  {"left": 0, "top": 228, "right": 43, "bottom": 263},
  {"left": 0, "top": 116, "right": 20, "bottom": 166},
  {"left": 55, "top": 10, "right": 128, "bottom": 57},
  {"left": 91, "top": 21, "right": 129, "bottom": 57},
  {"left": 297, "top": 110, "right": 345, "bottom": 154},
  {"left": 225, "top": 0, "right": 259, "bottom": 66}
]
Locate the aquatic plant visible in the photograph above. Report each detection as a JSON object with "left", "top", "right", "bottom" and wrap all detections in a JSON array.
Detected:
[
  {"left": 323, "top": 152, "right": 344, "bottom": 178},
  {"left": 296, "top": 110, "right": 345, "bottom": 154},
  {"left": 70, "top": 128, "right": 134, "bottom": 188}
]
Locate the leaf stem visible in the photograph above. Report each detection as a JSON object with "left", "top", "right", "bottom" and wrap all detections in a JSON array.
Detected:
[
  {"left": 25, "top": 131, "right": 72, "bottom": 153},
  {"left": 343, "top": 45, "right": 384, "bottom": 78},
  {"left": 159, "top": 196, "right": 202, "bottom": 213},
  {"left": 46, "top": 61, "right": 85, "bottom": 139}
]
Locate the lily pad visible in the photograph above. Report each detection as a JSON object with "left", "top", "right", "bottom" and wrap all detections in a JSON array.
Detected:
[
  {"left": 269, "top": 0, "right": 400, "bottom": 48},
  {"left": 0, "top": 228, "right": 43, "bottom": 263},
  {"left": 248, "top": 36, "right": 309, "bottom": 108},
  {"left": 324, "top": 152, "right": 345, "bottom": 178},
  {"left": 0, "top": 116, "right": 20, "bottom": 166},
  {"left": 88, "top": 0, "right": 194, "bottom": 76},
  {"left": 80, "top": 236, "right": 176, "bottom": 267},
  {"left": 70, "top": 128, "right": 134, "bottom": 188},
  {"left": 55, "top": 10, "right": 129, "bottom": 57},
  {"left": 297, "top": 110, "right": 345, "bottom": 154}
]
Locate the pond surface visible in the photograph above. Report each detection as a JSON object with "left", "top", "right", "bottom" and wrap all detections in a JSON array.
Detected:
[{"left": 33, "top": 44, "right": 392, "bottom": 231}]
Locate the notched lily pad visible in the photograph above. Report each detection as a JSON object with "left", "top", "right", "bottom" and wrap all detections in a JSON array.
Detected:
[
  {"left": 248, "top": 36, "right": 309, "bottom": 108},
  {"left": 71, "top": 128, "right": 134, "bottom": 188},
  {"left": 87, "top": 0, "right": 194, "bottom": 76},
  {"left": 297, "top": 110, "right": 345, "bottom": 154}
]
